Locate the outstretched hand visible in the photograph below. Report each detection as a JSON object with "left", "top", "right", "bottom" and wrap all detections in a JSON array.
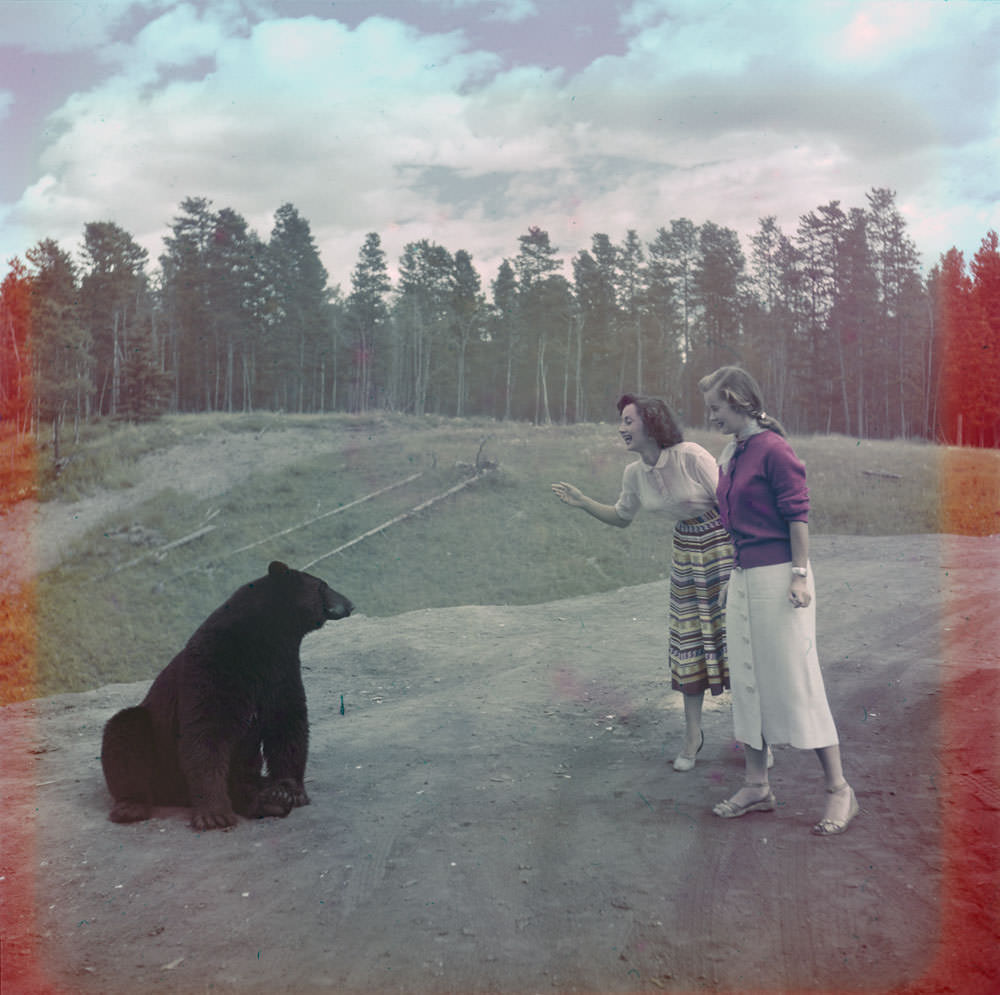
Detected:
[{"left": 551, "top": 481, "right": 585, "bottom": 507}]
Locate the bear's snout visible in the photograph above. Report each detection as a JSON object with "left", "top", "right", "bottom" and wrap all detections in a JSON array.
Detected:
[{"left": 325, "top": 595, "right": 354, "bottom": 620}]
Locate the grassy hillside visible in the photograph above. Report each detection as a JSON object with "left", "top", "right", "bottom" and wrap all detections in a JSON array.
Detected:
[{"left": 13, "top": 412, "right": 998, "bottom": 697}]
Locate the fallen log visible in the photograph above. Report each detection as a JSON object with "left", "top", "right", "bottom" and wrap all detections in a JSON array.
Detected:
[
  {"left": 300, "top": 470, "right": 488, "bottom": 571},
  {"left": 108, "top": 524, "right": 217, "bottom": 574},
  {"left": 861, "top": 469, "right": 903, "bottom": 480},
  {"left": 161, "top": 471, "right": 425, "bottom": 583}
]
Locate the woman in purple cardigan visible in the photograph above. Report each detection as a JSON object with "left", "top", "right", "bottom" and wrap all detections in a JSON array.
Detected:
[{"left": 699, "top": 366, "right": 858, "bottom": 836}]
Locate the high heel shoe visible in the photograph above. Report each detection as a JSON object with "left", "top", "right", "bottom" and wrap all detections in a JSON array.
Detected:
[
  {"left": 673, "top": 730, "right": 704, "bottom": 771},
  {"left": 811, "top": 783, "right": 859, "bottom": 836}
]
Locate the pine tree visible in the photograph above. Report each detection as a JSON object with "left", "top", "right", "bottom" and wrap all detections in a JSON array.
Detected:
[
  {"left": 514, "top": 227, "right": 563, "bottom": 424},
  {"left": 617, "top": 230, "right": 645, "bottom": 393},
  {"left": 795, "top": 203, "right": 847, "bottom": 433},
  {"left": 572, "top": 237, "right": 619, "bottom": 416},
  {"left": 267, "top": 204, "right": 333, "bottom": 411},
  {"left": 26, "top": 240, "right": 92, "bottom": 453},
  {"left": 967, "top": 231, "right": 1000, "bottom": 446},
  {"left": 1, "top": 260, "right": 34, "bottom": 437},
  {"left": 656, "top": 219, "right": 701, "bottom": 417},
  {"left": 450, "top": 249, "right": 483, "bottom": 417},
  {"left": 490, "top": 259, "right": 518, "bottom": 420},
  {"left": 641, "top": 228, "right": 682, "bottom": 409},
  {"left": 934, "top": 248, "right": 976, "bottom": 445},
  {"left": 747, "top": 216, "right": 803, "bottom": 420},
  {"left": 119, "top": 335, "right": 172, "bottom": 422},
  {"left": 828, "top": 209, "right": 878, "bottom": 436},
  {"left": 79, "top": 221, "right": 151, "bottom": 416},
  {"left": 346, "top": 233, "right": 391, "bottom": 412},
  {"left": 695, "top": 222, "right": 746, "bottom": 401},
  {"left": 866, "top": 188, "right": 925, "bottom": 437},
  {"left": 199, "top": 207, "right": 266, "bottom": 412},
  {"left": 396, "top": 239, "right": 454, "bottom": 414},
  {"left": 159, "top": 198, "right": 216, "bottom": 410}
]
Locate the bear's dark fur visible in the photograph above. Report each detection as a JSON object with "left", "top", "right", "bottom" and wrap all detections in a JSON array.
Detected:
[{"left": 101, "top": 561, "right": 353, "bottom": 830}]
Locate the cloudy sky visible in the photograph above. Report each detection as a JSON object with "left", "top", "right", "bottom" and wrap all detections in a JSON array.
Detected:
[{"left": 1, "top": 0, "right": 997, "bottom": 290}]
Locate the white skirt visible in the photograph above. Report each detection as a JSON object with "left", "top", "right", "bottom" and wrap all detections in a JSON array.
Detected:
[{"left": 725, "top": 562, "right": 839, "bottom": 751}]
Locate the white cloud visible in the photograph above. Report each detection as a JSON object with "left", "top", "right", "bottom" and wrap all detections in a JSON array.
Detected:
[
  {"left": 5, "top": 11, "right": 512, "bottom": 271},
  {"left": 108, "top": 2, "right": 234, "bottom": 79},
  {"left": 0, "top": 0, "right": 997, "bottom": 281}
]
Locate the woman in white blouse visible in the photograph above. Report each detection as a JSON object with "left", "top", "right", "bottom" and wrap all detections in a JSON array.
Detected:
[{"left": 552, "top": 394, "right": 735, "bottom": 770}]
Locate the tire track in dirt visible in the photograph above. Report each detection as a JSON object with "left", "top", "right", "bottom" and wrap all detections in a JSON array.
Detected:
[{"left": 339, "top": 818, "right": 401, "bottom": 922}]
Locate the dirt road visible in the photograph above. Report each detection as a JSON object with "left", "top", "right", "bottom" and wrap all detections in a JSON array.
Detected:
[{"left": 2, "top": 532, "right": 998, "bottom": 994}]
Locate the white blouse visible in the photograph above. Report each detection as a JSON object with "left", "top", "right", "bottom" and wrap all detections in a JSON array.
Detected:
[{"left": 614, "top": 441, "right": 720, "bottom": 523}]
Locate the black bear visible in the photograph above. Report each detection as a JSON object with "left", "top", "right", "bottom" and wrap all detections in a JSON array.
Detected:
[{"left": 101, "top": 561, "right": 353, "bottom": 830}]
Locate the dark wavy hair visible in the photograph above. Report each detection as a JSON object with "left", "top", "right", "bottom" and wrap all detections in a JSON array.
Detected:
[
  {"left": 697, "top": 366, "right": 787, "bottom": 437},
  {"left": 616, "top": 393, "right": 684, "bottom": 449}
]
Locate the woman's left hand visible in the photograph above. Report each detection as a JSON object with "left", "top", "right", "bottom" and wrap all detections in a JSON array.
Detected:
[{"left": 789, "top": 576, "right": 811, "bottom": 609}]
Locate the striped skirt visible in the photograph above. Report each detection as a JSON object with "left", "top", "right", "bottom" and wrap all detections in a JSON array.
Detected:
[{"left": 668, "top": 510, "right": 734, "bottom": 696}]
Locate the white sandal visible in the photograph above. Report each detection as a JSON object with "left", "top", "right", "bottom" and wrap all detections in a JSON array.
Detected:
[
  {"left": 811, "top": 783, "right": 859, "bottom": 836},
  {"left": 713, "top": 783, "right": 776, "bottom": 818}
]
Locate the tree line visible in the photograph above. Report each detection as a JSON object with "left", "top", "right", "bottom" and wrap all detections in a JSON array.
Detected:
[{"left": 1, "top": 189, "right": 998, "bottom": 451}]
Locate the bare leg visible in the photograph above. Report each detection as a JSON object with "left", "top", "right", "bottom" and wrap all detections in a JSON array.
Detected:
[
  {"left": 712, "top": 738, "right": 774, "bottom": 817},
  {"left": 816, "top": 743, "right": 845, "bottom": 789},
  {"left": 745, "top": 740, "right": 770, "bottom": 785},
  {"left": 713, "top": 739, "right": 769, "bottom": 807},
  {"left": 673, "top": 691, "right": 705, "bottom": 770},
  {"left": 814, "top": 745, "right": 857, "bottom": 831},
  {"left": 681, "top": 690, "right": 704, "bottom": 755}
]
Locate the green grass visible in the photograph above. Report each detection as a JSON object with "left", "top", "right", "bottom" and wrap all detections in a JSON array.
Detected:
[{"left": 22, "top": 413, "right": 998, "bottom": 697}]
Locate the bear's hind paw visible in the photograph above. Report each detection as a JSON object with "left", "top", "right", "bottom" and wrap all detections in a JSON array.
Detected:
[
  {"left": 109, "top": 800, "right": 151, "bottom": 823},
  {"left": 191, "top": 808, "right": 239, "bottom": 831}
]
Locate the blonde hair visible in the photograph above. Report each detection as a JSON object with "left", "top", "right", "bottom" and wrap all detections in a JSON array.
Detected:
[{"left": 698, "top": 366, "right": 787, "bottom": 437}]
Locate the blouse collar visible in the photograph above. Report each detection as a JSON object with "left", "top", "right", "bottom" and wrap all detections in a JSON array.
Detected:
[{"left": 639, "top": 447, "right": 672, "bottom": 472}]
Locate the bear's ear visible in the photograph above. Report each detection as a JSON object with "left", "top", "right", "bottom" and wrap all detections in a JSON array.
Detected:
[{"left": 268, "top": 561, "right": 290, "bottom": 577}]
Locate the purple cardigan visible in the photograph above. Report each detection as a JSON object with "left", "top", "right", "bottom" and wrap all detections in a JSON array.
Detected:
[{"left": 716, "top": 430, "right": 809, "bottom": 568}]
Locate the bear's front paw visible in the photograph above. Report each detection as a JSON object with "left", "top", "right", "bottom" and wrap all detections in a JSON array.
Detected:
[
  {"left": 255, "top": 779, "right": 296, "bottom": 818},
  {"left": 191, "top": 807, "right": 238, "bottom": 831}
]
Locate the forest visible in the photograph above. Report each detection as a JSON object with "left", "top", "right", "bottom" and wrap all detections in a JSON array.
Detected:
[{"left": 1, "top": 188, "right": 998, "bottom": 450}]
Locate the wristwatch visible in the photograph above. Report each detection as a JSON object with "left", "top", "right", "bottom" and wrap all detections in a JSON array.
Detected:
[{"left": 791, "top": 566, "right": 808, "bottom": 577}]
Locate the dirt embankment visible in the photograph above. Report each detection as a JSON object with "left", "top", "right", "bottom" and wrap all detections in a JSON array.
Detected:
[{"left": 1, "top": 429, "right": 348, "bottom": 592}]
